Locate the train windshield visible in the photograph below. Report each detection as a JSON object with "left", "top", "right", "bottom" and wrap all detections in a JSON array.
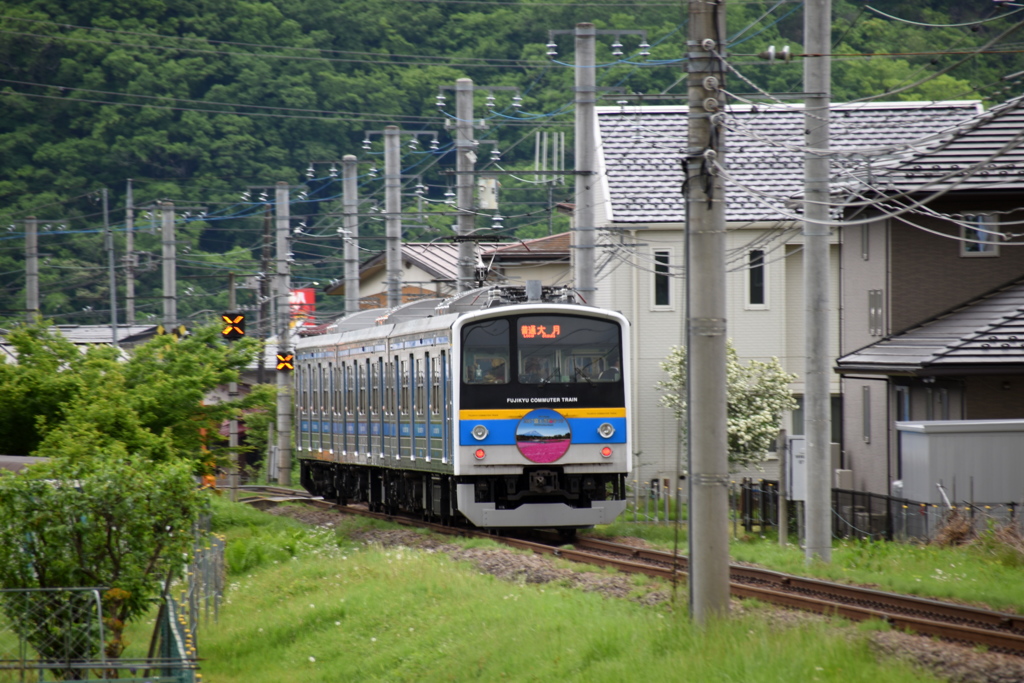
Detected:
[
  {"left": 462, "top": 318, "right": 510, "bottom": 384},
  {"left": 516, "top": 315, "right": 620, "bottom": 384}
]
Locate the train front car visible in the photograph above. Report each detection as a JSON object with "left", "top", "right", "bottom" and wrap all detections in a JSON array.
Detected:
[{"left": 454, "top": 305, "right": 630, "bottom": 529}]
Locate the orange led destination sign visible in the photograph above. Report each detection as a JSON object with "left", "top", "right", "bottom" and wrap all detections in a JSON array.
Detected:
[{"left": 520, "top": 324, "right": 561, "bottom": 340}]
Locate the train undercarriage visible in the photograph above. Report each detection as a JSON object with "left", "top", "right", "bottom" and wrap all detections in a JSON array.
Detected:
[{"left": 299, "top": 459, "right": 627, "bottom": 530}]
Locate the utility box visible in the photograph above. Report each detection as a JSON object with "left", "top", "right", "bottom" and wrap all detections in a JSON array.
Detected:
[
  {"left": 834, "top": 469, "right": 853, "bottom": 489},
  {"left": 786, "top": 436, "right": 807, "bottom": 501},
  {"left": 896, "top": 420, "right": 1024, "bottom": 504},
  {"left": 477, "top": 177, "right": 499, "bottom": 210},
  {"left": 786, "top": 437, "right": 841, "bottom": 501}
]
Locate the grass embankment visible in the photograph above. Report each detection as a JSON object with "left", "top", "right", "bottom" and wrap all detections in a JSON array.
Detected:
[{"left": 198, "top": 499, "right": 941, "bottom": 683}]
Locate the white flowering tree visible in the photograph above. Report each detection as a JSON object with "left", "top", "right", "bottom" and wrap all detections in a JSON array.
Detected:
[{"left": 658, "top": 342, "right": 797, "bottom": 469}]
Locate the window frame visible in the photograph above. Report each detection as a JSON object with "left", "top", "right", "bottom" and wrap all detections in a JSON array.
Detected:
[
  {"left": 961, "top": 215, "right": 1000, "bottom": 257},
  {"left": 744, "top": 248, "right": 768, "bottom": 310},
  {"left": 651, "top": 248, "right": 673, "bottom": 310}
]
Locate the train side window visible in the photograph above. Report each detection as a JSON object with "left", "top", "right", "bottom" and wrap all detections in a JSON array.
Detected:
[
  {"left": 345, "top": 363, "right": 354, "bottom": 416},
  {"left": 364, "top": 360, "right": 372, "bottom": 413},
  {"left": 431, "top": 356, "right": 440, "bottom": 415},
  {"left": 385, "top": 359, "right": 394, "bottom": 415},
  {"left": 323, "top": 365, "right": 330, "bottom": 412},
  {"left": 401, "top": 359, "right": 409, "bottom": 412},
  {"left": 370, "top": 362, "right": 380, "bottom": 415},
  {"left": 462, "top": 319, "right": 510, "bottom": 384},
  {"left": 416, "top": 357, "right": 425, "bottom": 415}
]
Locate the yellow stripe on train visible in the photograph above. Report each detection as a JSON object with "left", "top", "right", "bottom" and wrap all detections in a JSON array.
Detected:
[{"left": 459, "top": 407, "right": 626, "bottom": 420}]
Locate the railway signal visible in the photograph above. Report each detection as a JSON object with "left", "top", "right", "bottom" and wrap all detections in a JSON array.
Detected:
[
  {"left": 276, "top": 353, "right": 294, "bottom": 371},
  {"left": 220, "top": 312, "right": 246, "bottom": 341}
]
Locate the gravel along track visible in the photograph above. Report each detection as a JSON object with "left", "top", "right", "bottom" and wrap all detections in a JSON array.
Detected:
[{"left": 264, "top": 504, "right": 1024, "bottom": 683}]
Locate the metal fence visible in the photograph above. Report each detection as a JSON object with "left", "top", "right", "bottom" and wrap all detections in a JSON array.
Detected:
[
  {"left": 626, "top": 478, "right": 1024, "bottom": 543},
  {"left": 0, "top": 520, "right": 224, "bottom": 682}
]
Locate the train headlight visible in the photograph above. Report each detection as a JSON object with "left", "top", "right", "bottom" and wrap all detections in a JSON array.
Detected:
[
  {"left": 471, "top": 424, "right": 489, "bottom": 441},
  {"left": 597, "top": 422, "right": 615, "bottom": 439}
]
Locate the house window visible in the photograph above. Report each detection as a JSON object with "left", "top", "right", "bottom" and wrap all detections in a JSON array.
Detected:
[
  {"left": 961, "top": 215, "right": 1000, "bottom": 257},
  {"left": 862, "top": 385, "right": 871, "bottom": 444},
  {"left": 895, "top": 385, "right": 910, "bottom": 421},
  {"left": 868, "top": 290, "right": 884, "bottom": 336},
  {"left": 746, "top": 249, "right": 767, "bottom": 309},
  {"left": 653, "top": 249, "right": 672, "bottom": 308}
]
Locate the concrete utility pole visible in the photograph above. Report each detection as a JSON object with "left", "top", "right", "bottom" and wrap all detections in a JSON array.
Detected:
[
  {"left": 574, "top": 23, "right": 597, "bottom": 302},
  {"left": 803, "top": 0, "right": 833, "bottom": 564},
  {"left": 686, "top": 0, "right": 731, "bottom": 624},
  {"left": 275, "top": 182, "right": 293, "bottom": 486},
  {"left": 384, "top": 126, "right": 403, "bottom": 309},
  {"left": 125, "top": 180, "right": 135, "bottom": 325},
  {"left": 455, "top": 78, "right": 477, "bottom": 293},
  {"left": 258, "top": 206, "right": 272, "bottom": 384},
  {"left": 342, "top": 155, "right": 360, "bottom": 314},
  {"left": 161, "top": 202, "right": 177, "bottom": 330},
  {"left": 25, "top": 216, "right": 37, "bottom": 321},
  {"left": 103, "top": 188, "right": 119, "bottom": 347}
]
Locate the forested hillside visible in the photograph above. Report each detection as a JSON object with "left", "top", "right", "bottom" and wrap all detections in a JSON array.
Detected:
[{"left": 1, "top": 0, "right": 1021, "bottom": 326}]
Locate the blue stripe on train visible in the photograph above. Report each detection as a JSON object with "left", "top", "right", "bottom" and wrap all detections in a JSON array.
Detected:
[
  {"left": 300, "top": 421, "right": 447, "bottom": 439},
  {"left": 458, "top": 417, "right": 627, "bottom": 446}
]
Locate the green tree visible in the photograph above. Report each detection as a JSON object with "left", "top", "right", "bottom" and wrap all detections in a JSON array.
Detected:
[
  {"left": 0, "top": 450, "right": 205, "bottom": 667},
  {"left": 0, "top": 320, "right": 274, "bottom": 461},
  {"left": 658, "top": 342, "right": 797, "bottom": 469}
]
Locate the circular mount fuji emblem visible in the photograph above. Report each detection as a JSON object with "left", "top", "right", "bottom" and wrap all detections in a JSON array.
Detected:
[{"left": 515, "top": 408, "right": 571, "bottom": 463}]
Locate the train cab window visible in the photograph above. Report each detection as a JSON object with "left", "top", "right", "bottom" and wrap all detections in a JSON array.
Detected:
[
  {"left": 462, "top": 319, "right": 510, "bottom": 385},
  {"left": 517, "top": 315, "right": 621, "bottom": 384}
]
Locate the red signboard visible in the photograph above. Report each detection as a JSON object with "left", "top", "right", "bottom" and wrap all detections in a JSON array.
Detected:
[{"left": 290, "top": 288, "right": 316, "bottom": 327}]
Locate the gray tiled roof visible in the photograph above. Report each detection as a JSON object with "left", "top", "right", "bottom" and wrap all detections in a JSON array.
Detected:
[
  {"left": 836, "top": 277, "right": 1024, "bottom": 374},
  {"left": 599, "top": 101, "right": 982, "bottom": 224},
  {"left": 867, "top": 95, "right": 1024, "bottom": 193}
]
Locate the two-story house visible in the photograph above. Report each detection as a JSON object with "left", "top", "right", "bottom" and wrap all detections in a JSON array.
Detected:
[
  {"left": 592, "top": 100, "right": 983, "bottom": 488},
  {"left": 836, "top": 94, "right": 1024, "bottom": 495}
]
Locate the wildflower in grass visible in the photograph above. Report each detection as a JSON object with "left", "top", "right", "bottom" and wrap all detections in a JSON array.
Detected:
[{"left": 309, "top": 656, "right": 315, "bottom": 663}]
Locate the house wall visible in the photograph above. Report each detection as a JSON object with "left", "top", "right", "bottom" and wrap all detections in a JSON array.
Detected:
[
  {"left": 594, "top": 224, "right": 834, "bottom": 488},
  {"left": 840, "top": 217, "right": 890, "bottom": 352},
  {"left": 965, "top": 376, "right": 1024, "bottom": 419},
  {"left": 839, "top": 376, "right": 891, "bottom": 492},
  {"left": 352, "top": 265, "right": 450, "bottom": 308},
  {"left": 499, "top": 262, "right": 571, "bottom": 288},
  {"left": 889, "top": 210, "right": 1024, "bottom": 333}
]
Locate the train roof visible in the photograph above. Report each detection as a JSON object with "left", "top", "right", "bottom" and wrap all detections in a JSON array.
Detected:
[{"left": 295, "top": 284, "right": 589, "bottom": 351}]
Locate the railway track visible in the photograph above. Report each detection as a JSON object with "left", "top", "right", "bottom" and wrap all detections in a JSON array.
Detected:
[{"left": 239, "top": 487, "right": 1024, "bottom": 655}]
